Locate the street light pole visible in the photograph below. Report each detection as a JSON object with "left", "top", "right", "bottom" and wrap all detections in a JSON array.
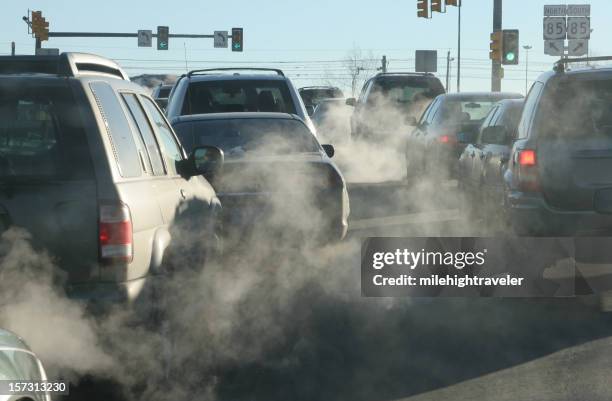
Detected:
[
  {"left": 456, "top": 0, "right": 462, "bottom": 92},
  {"left": 523, "top": 45, "right": 532, "bottom": 94}
]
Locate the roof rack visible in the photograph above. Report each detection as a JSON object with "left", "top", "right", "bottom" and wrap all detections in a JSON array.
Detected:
[
  {"left": 299, "top": 85, "right": 341, "bottom": 90},
  {"left": 0, "top": 52, "right": 129, "bottom": 80},
  {"left": 554, "top": 56, "right": 612, "bottom": 73},
  {"left": 376, "top": 72, "right": 434, "bottom": 77},
  {"left": 186, "top": 67, "right": 285, "bottom": 77}
]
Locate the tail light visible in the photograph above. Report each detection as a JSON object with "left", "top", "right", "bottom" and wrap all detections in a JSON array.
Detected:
[
  {"left": 437, "top": 134, "right": 457, "bottom": 144},
  {"left": 99, "top": 203, "right": 133, "bottom": 263},
  {"left": 516, "top": 149, "right": 539, "bottom": 192}
]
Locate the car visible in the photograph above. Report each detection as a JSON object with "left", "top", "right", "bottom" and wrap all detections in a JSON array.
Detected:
[
  {"left": 298, "top": 86, "right": 344, "bottom": 115},
  {"left": 165, "top": 68, "right": 317, "bottom": 135},
  {"left": 505, "top": 61, "right": 612, "bottom": 236},
  {"left": 346, "top": 72, "right": 445, "bottom": 142},
  {"left": 458, "top": 99, "right": 524, "bottom": 217},
  {"left": 170, "top": 112, "right": 350, "bottom": 243},
  {"left": 406, "top": 92, "right": 523, "bottom": 182},
  {"left": 151, "top": 83, "right": 173, "bottom": 110},
  {"left": 311, "top": 98, "right": 352, "bottom": 144},
  {"left": 0, "top": 53, "right": 222, "bottom": 306},
  {"left": 0, "top": 329, "right": 51, "bottom": 401}
]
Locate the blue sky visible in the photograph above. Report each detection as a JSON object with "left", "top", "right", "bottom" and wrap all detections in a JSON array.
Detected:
[{"left": 1, "top": 0, "right": 610, "bottom": 95}]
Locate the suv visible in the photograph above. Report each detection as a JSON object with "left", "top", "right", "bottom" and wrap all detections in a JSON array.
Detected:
[
  {"left": 152, "top": 83, "right": 173, "bottom": 110},
  {"left": 0, "top": 53, "right": 222, "bottom": 305},
  {"left": 347, "top": 72, "right": 445, "bottom": 141},
  {"left": 505, "top": 60, "right": 612, "bottom": 235},
  {"left": 166, "top": 68, "right": 317, "bottom": 134},
  {"left": 298, "top": 86, "right": 344, "bottom": 114}
]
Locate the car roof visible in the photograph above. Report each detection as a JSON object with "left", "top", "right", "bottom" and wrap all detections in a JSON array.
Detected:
[
  {"left": 172, "top": 112, "right": 302, "bottom": 123},
  {"left": 439, "top": 92, "right": 523, "bottom": 100},
  {"left": 0, "top": 329, "right": 30, "bottom": 351},
  {"left": 181, "top": 74, "right": 287, "bottom": 83}
]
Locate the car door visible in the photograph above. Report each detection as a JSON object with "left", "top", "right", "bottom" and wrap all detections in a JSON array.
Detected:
[{"left": 471, "top": 105, "right": 501, "bottom": 189}]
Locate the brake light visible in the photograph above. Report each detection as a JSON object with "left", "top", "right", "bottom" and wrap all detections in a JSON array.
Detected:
[
  {"left": 438, "top": 134, "right": 456, "bottom": 144},
  {"left": 99, "top": 203, "right": 133, "bottom": 263},
  {"left": 516, "top": 149, "right": 539, "bottom": 192},
  {"left": 518, "top": 149, "right": 536, "bottom": 166}
]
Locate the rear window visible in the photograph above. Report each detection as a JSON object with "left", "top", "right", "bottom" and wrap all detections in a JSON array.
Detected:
[
  {"left": 181, "top": 80, "right": 296, "bottom": 115},
  {"left": 434, "top": 99, "right": 499, "bottom": 124},
  {"left": 538, "top": 79, "right": 612, "bottom": 139},
  {"left": 0, "top": 80, "right": 92, "bottom": 179},
  {"left": 157, "top": 87, "right": 171, "bottom": 98},
  {"left": 300, "top": 88, "right": 344, "bottom": 105},
  {"left": 174, "top": 118, "right": 319, "bottom": 156},
  {"left": 369, "top": 77, "right": 444, "bottom": 105}
]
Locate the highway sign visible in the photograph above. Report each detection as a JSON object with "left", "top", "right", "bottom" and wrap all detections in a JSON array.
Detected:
[
  {"left": 214, "top": 31, "right": 228, "bottom": 48},
  {"left": 568, "top": 39, "right": 588, "bottom": 56},
  {"left": 543, "top": 17, "right": 567, "bottom": 40},
  {"left": 567, "top": 4, "right": 590, "bottom": 16},
  {"left": 566, "top": 17, "right": 590, "bottom": 39},
  {"left": 415, "top": 50, "right": 438, "bottom": 73},
  {"left": 544, "top": 4, "right": 567, "bottom": 16},
  {"left": 544, "top": 39, "right": 564, "bottom": 56},
  {"left": 137, "top": 30, "right": 152, "bottom": 47}
]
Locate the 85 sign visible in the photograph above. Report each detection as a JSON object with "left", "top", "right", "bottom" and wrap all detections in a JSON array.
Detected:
[
  {"left": 543, "top": 17, "right": 566, "bottom": 40},
  {"left": 567, "top": 17, "right": 590, "bottom": 39}
]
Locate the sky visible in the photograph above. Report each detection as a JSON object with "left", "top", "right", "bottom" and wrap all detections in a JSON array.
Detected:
[{"left": 1, "top": 0, "right": 610, "bottom": 95}]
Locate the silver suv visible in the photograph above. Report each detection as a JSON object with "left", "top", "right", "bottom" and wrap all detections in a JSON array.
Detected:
[
  {"left": 0, "top": 53, "right": 222, "bottom": 305},
  {"left": 165, "top": 68, "right": 317, "bottom": 135}
]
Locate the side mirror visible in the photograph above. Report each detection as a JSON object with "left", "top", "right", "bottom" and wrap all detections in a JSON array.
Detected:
[
  {"left": 180, "top": 146, "right": 224, "bottom": 179},
  {"left": 306, "top": 105, "right": 315, "bottom": 116},
  {"left": 346, "top": 98, "right": 356, "bottom": 107},
  {"left": 481, "top": 126, "right": 508, "bottom": 145},
  {"left": 322, "top": 144, "right": 335, "bottom": 158}
]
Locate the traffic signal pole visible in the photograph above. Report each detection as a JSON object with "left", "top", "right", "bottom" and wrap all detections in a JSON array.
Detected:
[
  {"left": 456, "top": 0, "right": 461, "bottom": 92},
  {"left": 492, "top": 0, "right": 502, "bottom": 92}
]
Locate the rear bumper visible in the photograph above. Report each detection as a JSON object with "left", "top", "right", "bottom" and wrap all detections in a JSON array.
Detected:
[
  {"left": 66, "top": 276, "right": 148, "bottom": 308},
  {"left": 507, "top": 190, "right": 612, "bottom": 235}
]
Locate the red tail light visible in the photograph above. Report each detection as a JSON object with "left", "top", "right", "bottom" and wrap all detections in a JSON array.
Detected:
[
  {"left": 516, "top": 149, "right": 539, "bottom": 192},
  {"left": 99, "top": 203, "right": 133, "bottom": 263},
  {"left": 438, "top": 134, "right": 457, "bottom": 144}
]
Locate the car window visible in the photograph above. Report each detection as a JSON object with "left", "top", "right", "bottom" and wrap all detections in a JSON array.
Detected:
[
  {"left": 174, "top": 118, "right": 320, "bottom": 156},
  {"left": 476, "top": 105, "right": 500, "bottom": 144},
  {"left": 357, "top": 81, "right": 370, "bottom": 103},
  {"left": 434, "top": 99, "right": 499, "bottom": 125},
  {"left": 121, "top": 93, "right": 165, "bottom": 176},
  {"left": 0, "top": 81, "right": 93, "bottom": 179},
  {"left": 517, "top": 82, "right": 544, "bottom": 139},
  {"left": 420, "top": 97, "right": 440, "bottom": 125},
  {"left": 182, "top": 80, "right": 296, "bottom": 115},
  {"left": 142, "top": 96, "right": 183, "bottom": 175},
  {"left": 368, "top": 78, "right": 441, "bottom": 106},
  {"left": 426, "top": 97, "right": 443, "bottom": 125},
  {"left": 538, "top": 79, "right": 612, "bottom": 140},
  {"left": 90, "top": 82, "right": 141, "bottom": 178}
]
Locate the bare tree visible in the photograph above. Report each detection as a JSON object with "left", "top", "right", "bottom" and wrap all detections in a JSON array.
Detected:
[{"left": 322, "top": 45, "right": 377, "bottom": 97}]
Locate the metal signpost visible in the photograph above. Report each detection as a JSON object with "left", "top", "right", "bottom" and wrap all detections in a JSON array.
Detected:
[{"left": 543, "top": 4, "right": 590, "bottom": 59}]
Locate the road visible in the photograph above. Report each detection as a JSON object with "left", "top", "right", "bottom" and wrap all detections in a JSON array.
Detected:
[{"left": 64, "top": 179, "right": 612, "bottom": 401}]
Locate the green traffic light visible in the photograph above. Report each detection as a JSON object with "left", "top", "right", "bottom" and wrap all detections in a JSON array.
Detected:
[{"left": 506, "top": 52, "right": 515, "bottom": 61}]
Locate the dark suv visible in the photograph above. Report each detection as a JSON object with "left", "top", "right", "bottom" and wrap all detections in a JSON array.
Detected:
[
  {"left": 0, "top": 53, "right": 222, "bottom": 304},
  {"left": 347, "top": 72, "right": 445, "bottom": 141},
  {"left": 505, "top": 62, "right": 612, "bottom": 235}
]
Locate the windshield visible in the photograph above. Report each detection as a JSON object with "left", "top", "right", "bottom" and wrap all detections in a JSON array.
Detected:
[
  {"left": 174, "top": 118, "right": 320, "bottom": 156},
  {"left": 181, "top": 80, "right": 296, "bottom": 115}
]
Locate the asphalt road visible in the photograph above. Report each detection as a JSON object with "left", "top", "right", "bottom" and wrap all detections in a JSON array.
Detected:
[{"left": 64, "top": 179, "right": 612, "bottom": 401}]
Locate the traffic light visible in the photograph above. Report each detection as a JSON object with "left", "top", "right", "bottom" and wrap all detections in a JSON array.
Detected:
[
  {"left": 445, "top": 0, "right": 460, "bottom": 6},
  {"left": 417, "top": 0, "right": 429, "bottom": 18},
  {"left": 502, "top": 29, "right": 519, "bottom": 65},
  {"left": 31, "top": 11, "right": 49, "bottom": 42},
  {"left": 157, "top": 26, "right": 169, "bottom": 50},
  {"left": 431, "top": 0, "right": 444, "bottom": 13},
  {"left": 489, "top": 31, "right": 502, "bottom": 62},
  {"left": 232, "top": 28, "right": 243, "bottom": 52}
]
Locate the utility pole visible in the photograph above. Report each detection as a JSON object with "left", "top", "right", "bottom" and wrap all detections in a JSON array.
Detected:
[
  {"left": 446, "top": 51, "right": 454, "bottom": 92},
  {"left": 457, "top": 0, "right": 462, "bottom": 92},
  {"left": 11, "top": 42, "right": 15, "bottom": 56},
  {"left": 492, "top": 0, "right": 502, "bottom": 92},
  {"left": 523, "top": 45, "right": 532, "bottom": 94},
  {"left": 381, "top": 55, "right": 388, "bottom": 73}
]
